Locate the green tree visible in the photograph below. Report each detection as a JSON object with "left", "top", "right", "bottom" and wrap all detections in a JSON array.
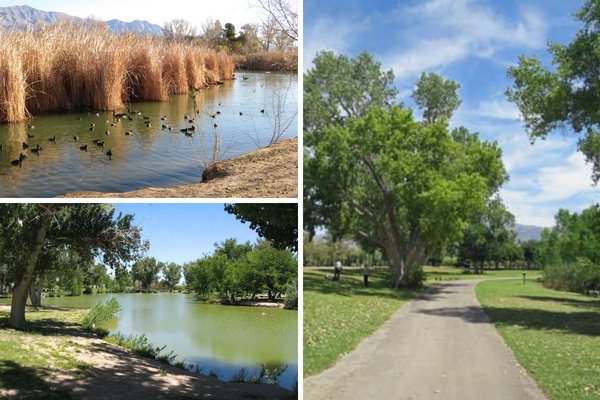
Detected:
[
  {"left": 184, "top": 259, "right": 215, "bottom": 299},
  {"left": 0, "top": 204, "right": 146, "bottom": 329},
  {"left": 224, "top": 204, "right": 298, "bottom": 251},
  {"left": 412, "top": 72, "right": 461, "bottom": 124},
  {"left": 458, "top": 196, "right": 516, "bottom": 272},
  {"left": 214, "top": 238, "right": 254, "bottom": 260},
  {"left": 521, "top": 240, "right": 541, "bottom": 269},
  {"left": 162, "top": 262, "right": 182, "bottom": 291},
  {"left": 245, "top": 246, "right": 296, "bottom": 299},
  {"left": 310, "top": 105, "right": 505, "bottom": 287},
  {"left": 131, "top": 257, "right": 162, "bottom": 291},
  {"left": 506, "top": 0, "right": 600, "bottom": 182}
]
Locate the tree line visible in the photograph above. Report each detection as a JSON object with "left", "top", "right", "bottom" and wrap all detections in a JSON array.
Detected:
[{"left": 161, "top": 0, "right": 297, "bottom": 54}]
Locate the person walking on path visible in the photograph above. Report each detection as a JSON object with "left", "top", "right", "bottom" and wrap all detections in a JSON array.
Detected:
[
  {"left": 362, "top": 264, "right": 371, "bottom": 287},
  {"left": 333, "top": 261, "right": 342, "bottom": 281}
]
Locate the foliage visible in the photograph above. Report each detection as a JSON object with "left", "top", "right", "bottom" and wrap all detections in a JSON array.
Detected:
[
  {"left": 131, "top": 257, "right": 162, "bottom": 291},
  {"left": 0, "top": 204, "right": 146, "bottom": 329},
  {"left": 457, "top": 196, "right": 518, "bottom": 271},
  {"left": 537, "top": 205, "right": 600, "bottom": 292},
  {"left": 544, "top": 259, "right": 600, "bottom": 293},
  {"left": 105, "top": 332, "right": 175, "bottom": 364},
  {"left": 304, "top": 52, "right": 506, "bottom": 288},
  {"left": 506, "top": 0, "right": 600, "bottom": 182},
  {"left": 224, "top": 204, "right": 298, "bottom": 251},
  {"left": 303, "top": 267, "right": 417, "bottom": 375},
  {"left": 477, "top": 279, "right": 600, "bottom": 400},
  {"left": 412, "top": 72, "right": 462, "bottom": 124},
  {"left": 162, "top": 262, "right": 182, "bottom": 291},
  {"left": 283, "top": 279, "right": 297, "bottom": 309},
  {"left": 184, "top": 239, "right": 297, "bottom": 302},
  {"left": 81, "top": 297, "right": 121, "bottom": 332},
  {"left": 308, "top": 105, "right": 504, "bottom": 287}
]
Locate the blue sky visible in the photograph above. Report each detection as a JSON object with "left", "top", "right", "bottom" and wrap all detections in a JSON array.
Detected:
[
  {"left": 114, "top": 204, "right": 260, "bottom": 265},
  {"left": 305, "top": 0, "right": 600, "bottom": 226},
  {"left": 5, "top": 0, "right": 263, "bottom": 30}
]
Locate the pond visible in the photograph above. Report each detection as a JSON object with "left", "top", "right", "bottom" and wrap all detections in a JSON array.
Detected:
[
  {"left": 22, "top": 293, "right": 298, "bottom": 389},
  {"left": 0, "top": 71, "right": 298, "bottom": 197}
]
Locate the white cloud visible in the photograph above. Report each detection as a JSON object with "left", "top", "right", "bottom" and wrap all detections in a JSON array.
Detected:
[
  {"left": 382, "top": 0, "right": 547, "bottom": 78},
  {"left": 470, "top": 98, "right": 521, "bottom": 120},
  {"left": 502, "top": 150, "right": 600, "bottom": 226},
  {"left": 303, "top": 17, "right": 357, "bottom": 70}
]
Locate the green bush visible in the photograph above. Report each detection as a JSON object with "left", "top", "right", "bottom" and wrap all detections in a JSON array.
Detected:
[
  {"left": 82, "top": 297, "right": 121, "bottom": 331},
  {"left": 284, "top": 279, "right": 297, "bottom": 310},
  {"left": 543, "top": 258, "right": 600, "bottom": 293},
  {"left": 105, "top": 332, "right": 176, "bottom": 364}
]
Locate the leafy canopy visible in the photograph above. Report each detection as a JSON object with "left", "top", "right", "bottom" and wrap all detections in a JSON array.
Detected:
[{"left": 506, "top": 0, "right": 600, "bottom": 182}]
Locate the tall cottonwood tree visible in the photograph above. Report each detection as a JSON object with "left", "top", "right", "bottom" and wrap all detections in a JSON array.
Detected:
[
  {"left": 0, "top": 204, "right": 146, "bottom": 329},
  {"left": 304, "top": 52, "right": 506, "bottom": 287}
]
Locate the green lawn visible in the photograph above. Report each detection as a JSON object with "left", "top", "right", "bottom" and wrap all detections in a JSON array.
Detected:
[
  {"left": 303, "top": 267, "right": 417, "bottom": 376},
  {"left": 424, "top": 266, "right": 542, "bottom": 282},
  {"left": 476, "top": 279, "right": 600, "bottom": 400},
  {"left": 0, "top": 307, "right": 92, "bottom": 399}
]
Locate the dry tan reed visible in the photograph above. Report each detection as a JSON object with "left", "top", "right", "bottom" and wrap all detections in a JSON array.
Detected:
[
  {"left": 0, "top": 20, "right": 235, "bottom": 123},
  {"left": 240, "top": 50, "right": 298, "bottom": 72}
]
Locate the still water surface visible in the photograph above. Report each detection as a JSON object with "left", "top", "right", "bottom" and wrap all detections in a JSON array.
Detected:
[
  {"left": 32, "top": 293, "right": 298, "bottom": 389},
  {"left": 0, "top": 71, "right": 297, "bottom": 197}
]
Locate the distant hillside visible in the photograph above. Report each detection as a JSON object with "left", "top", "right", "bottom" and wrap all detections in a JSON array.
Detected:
[
  {"left": 514, "top": 224, "right": 546, "bottom": 242},
  {"left": 0, "top": 5, "right": 163, "bottom": 35}
]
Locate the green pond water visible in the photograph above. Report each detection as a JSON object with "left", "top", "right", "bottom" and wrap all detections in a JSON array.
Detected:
[
  {"left": 0, "top": 71, "right": 298, "bottom": 197},
  {"left": 2, "top": 293, "right": 298, "bottom": 389}
]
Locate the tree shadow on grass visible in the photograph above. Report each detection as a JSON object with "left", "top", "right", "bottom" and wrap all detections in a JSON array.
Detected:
[
  {"left": 418, "top": 305, "right": 600, "bottom": 337},
  {"left": 304, "top": 268, "right": 417, "bottom": 300},
  {"left": 0, "top": 360, "right": 73, "bottom": 399},
  {"left": 517, "top": 295, "right": 600, "bottom": 310}
]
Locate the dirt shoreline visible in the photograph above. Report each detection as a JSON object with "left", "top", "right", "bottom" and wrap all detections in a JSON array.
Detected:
[{"left": 62, "top": 137, "right": 298, "bottom": 198}]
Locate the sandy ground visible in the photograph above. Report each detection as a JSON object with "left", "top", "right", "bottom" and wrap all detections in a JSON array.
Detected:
[
  {"left": 63, "top": 137, "right": 298, "bottom": 198},
  {"left": 0, "top": 305, "right": 293, "bottom": 399},
  {"left": 304, "top": 280, "right": 547, "bottom": 400}
]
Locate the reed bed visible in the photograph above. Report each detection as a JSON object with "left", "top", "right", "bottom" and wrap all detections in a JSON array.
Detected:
[
  {"left": 0, "top": 20, "right": 235, "bottom": 123},
  {"left": 240, "top": 50, "right": 298, "bottom": 72}
]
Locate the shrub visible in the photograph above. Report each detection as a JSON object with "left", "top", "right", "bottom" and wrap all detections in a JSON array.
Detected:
[
  {"left": 81, "top": 297, "right": 121, "bottom": 331},
  {"left": 105, "top": 332, "right": 176, "bottom": 364},
  {"left": 284, "top": 279, "right": 297, "bottom": 310},
  {"left": 543, "top": 258, "right": 600, "bottom": 293}
]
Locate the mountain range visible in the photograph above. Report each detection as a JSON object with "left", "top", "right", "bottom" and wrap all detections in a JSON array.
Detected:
[
  {"left": 0, "top": 5, "right": 163, "bottom": 35},
  {"left": 514, "top": 224, "right": 546, "bottom": 242}
]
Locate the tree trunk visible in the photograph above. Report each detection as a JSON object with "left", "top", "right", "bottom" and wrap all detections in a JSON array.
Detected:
[
  {"left": 28, "top": 274, "right": 45, "bottom": 308},
  {"left": 9, "top": 205, "right": 55, "bottom": 329}
]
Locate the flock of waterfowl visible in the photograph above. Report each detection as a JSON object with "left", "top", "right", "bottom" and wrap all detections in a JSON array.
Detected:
[{"left": 1, "top": 104, "right": 267, "bottom": 168}]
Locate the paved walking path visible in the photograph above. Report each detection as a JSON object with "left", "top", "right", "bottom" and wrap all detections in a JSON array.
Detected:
[{"left": 304, "top": 280, "right": 547, "bottom": 400}]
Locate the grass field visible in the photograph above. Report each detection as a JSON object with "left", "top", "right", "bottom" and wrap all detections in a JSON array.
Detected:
[
  {"left": 304, "top": 265, "right": 542, "bottom": 376},
  {"left": 476, "top": 279, "right": 600, "bottom": 400},
  {"left": 424, "top": 266, "right": 542, "bottom": 282},
  {"left": 303, "top": 267, "right": 417, "bottom": 376},
  {"left": 0, "top": 307, "right": 93, "bottom": 399}
]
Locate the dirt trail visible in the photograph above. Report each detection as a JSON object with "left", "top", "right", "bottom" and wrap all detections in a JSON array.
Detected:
[{"left": 304, "top": 280, "right": 547, "bottom": 400}]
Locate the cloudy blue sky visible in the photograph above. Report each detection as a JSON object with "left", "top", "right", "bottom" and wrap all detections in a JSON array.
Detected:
[{"left": 304, "top": 0, "right": 600, "bottom": 227}]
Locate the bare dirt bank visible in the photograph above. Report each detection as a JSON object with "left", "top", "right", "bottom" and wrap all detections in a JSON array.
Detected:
[{"left": 63, "top": 138, "right": 298, "bottom": 198}]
